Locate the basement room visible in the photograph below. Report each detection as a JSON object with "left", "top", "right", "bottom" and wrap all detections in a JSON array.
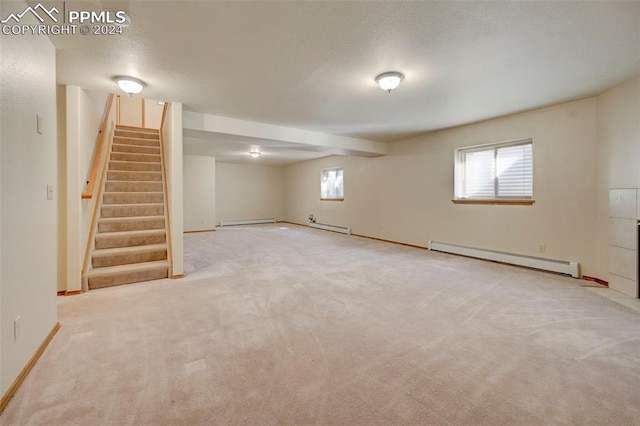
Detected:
[{"left": 1, "top": 1, "right": 640, "bottom": 424}]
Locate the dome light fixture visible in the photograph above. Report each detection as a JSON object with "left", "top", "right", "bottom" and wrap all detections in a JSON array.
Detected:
[
  {"left": 375, "top": 71, "right": 404, "bottom": 93},
  {"left": 249, "top": 151, "right": 261, "bottom": 158},
  {"left": 114, "top": 76, "right": 146, "bottom": 96}
]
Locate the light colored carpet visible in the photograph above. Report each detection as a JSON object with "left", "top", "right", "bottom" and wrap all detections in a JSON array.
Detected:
[{"left": 3, "top": 224, "right": 640, "bottom": 425}]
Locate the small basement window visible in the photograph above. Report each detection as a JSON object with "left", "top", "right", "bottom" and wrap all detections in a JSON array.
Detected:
[
  {"left": 321, "top": 167, "right": 344, "bottom": 200},
  {"left": 454, "top": 138, "right": 534, "bottom": 205}
]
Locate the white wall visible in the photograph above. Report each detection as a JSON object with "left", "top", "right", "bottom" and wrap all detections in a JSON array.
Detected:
[
  {"left": 0, "top": 2, "right": 58, "bottom": 396},
  {"left": 63, "top": 86, "right": 111, "bottom": 292},
  {"left": 216, "top": 162, "right": 285, "bottom": 223},
  {"left": 144, "top": 99, "right": 164, "bottom": 130},
  {"left": 596, "top": 76, "right": 640, "bottom": 295},
  {"left": 163, "top": 103, "right": 184, "bottom": 277},
  {"left": 285, "top": 98, "right": 600, "bottom": 276},
  {"left": 118, "top": 95, "right": 143, "bottom": 127},
  {"left": 56, "top": 86, "right": 67, "bottom": 293},
  {"left": 184, "top": 155, "right": 216, "bottom": 232}
]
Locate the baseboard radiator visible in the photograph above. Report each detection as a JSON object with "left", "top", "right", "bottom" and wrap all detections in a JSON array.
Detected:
[
  {"left": 219, "top": 218, "right": 276, "bottom": 227},
  {"left": 428, "top": 240, "right": 580, "bottom": 278},
  {"left": 309, "top": 222, "right": 352, "bottom": 235}
]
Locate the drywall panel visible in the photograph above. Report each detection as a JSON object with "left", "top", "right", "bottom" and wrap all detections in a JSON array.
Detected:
[
  {"left": 609, "top": 218, "right": 637, "bottom": 250},
  {"left": 162, "top": 103, "right": 184, "bottom": 276},
  {"left": 216, "top": 162, "right": 284, "bottom": 224},
  {"left": 184, "top": 155, "right": 216, "bottom": 232},
  {"left": 0, "top": 1, "right": 58, "bottom": 395},
  {"left": 609, "top": 246, "right": 637, "bottom": 281},
  {"left": 609, "top": 188, "right": 637, "bottom": 219},
  {"left": 595, "top": 76, "right": 640, "bottom": 286},
  {"left": 63, "top": 86, "right": 110, "bottom": 292},
  {"left": 285, "top": 98, "right": 600, "bottom": 276},
  {"left": 144, "top": 99, "right": 164, "bottom": 130},
  {"left": 609, "top": 274, "right": 638, "bottom": 298},
  {"left": 118, "top": 95, "right": 143, "bottom": 127},
  {"left": 598, "top": 78, "right": 640, "bottom": 189}
]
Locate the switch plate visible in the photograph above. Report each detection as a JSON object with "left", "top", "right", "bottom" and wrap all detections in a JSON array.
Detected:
[
  {"left": 14, "top": 316, "right": 20, "bottom": 340},
  {"left": 47, "top": 184, "right": 54, "bottom": 200},
  {"left": 36, "top": 114, "right": 42, "bottom": 134}
]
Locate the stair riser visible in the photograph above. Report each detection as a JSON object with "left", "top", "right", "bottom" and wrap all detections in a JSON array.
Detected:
[
  {"left": 110, "top": 152, "right": 161, "bottom": 163},
  {"left": 101, "top": 204, "right": 164, "bottom": 218},
  {"left": 107, "top": 171, "right": 162, "bottom": 181},
  {"left": 98, "top": 218, "right": 165, "bottom": 232},
  {"left": 112, "top": 144, "right": 161, "bottom": 155},
  {"left": 115, "top": 129, "right": 159, "bottom": 139},
  {"left": 109, "top": 161, "right": 161, "bottom": 172},
  {"left": 88, "top": 266, "right": 168, "bottom": 289},
  {"left": 103, "top": 192, "right": 164, "bottom": 204},
  {"left": 95, "top": 233, "right": 166, "bottom": 249},
  {"left": 92, "top": 248, "right": 167, "bottom": 268},
  {"left": 113, "top": 137, "right": 160, "bottom": 147}
]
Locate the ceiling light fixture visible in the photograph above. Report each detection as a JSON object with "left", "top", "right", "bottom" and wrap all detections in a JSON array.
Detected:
[
  {"left": 114, "top": 76, "right": 146, "bottom": 96},
  {"left": 375, "top": 71, "right": 404, "bottom": 93},
  {"left": 249, "top": 151, "right": 261, "bottom": 158}
]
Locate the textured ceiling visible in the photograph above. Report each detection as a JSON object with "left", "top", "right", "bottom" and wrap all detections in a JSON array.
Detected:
[{"left": 50, "top": 1, "right": 640, "bottom": 147}]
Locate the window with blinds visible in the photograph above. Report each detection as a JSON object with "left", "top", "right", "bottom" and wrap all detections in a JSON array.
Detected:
[
  {"left": 321, "top": 167, "right": 344, "bottom": 200},
  {"left": 455, "top": 139, "right": 533, "bottom": 200}
]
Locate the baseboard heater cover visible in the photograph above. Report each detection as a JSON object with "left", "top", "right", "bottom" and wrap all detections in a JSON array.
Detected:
[
  {"left": 309, "top": 222, "right": 352, "bottom": 235},
  {"left": 428, "top": 240, "right": 580, "bottom": 278},
  {"left": 219, "top": 218, "right": 276, "bottom": 227}
]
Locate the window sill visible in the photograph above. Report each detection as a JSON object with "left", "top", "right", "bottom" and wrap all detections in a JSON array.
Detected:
[
  {"left": 320, "top": 198, "right": 344, "bottom": 201},
  {"left": 452, "top": 199, "right": 535, "bottom": 206}
]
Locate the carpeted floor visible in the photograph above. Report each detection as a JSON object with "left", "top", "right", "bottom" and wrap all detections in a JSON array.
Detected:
[{"left": 2, "top": 224, "right": 640, "bottom": 425}]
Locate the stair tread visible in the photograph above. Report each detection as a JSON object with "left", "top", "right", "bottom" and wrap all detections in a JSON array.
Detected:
[
  {"left": 109, "top": 161, "right": 161, "bottom": 166},
  {"left": 99, "top": 215, "right": 165, "bottom": 222},
  {"left": 111, "top": 152, "right": 159, "bottom": 157},
  {"left": 102, "top": 202, "right": 164, "bottom": 208},
  {"left": 93, "top": 243, "right": 167, "bottom": 257},
  {"left": 115, "top": 126, "right": 159, "bottom": 132},
  {"left": 114, "top": 136, "right": 160, "bottom": 141},
  {"left": 87, "top": 260, "right": 168, "bottom": 277},
  {"left": 109, "top": 170, "right": 162, "bottom": 174},
  {"left": 95, "top": 229, "right": 166, "bottom": 238},
  {"left": 104, "top": 191, "right": 163, "bottom": 194},
  {"left": 105, "top": 180, "right": 164, "bottom": 184},
  {"left": 112, "top": 143, "right": 160, "bottom": 149}
]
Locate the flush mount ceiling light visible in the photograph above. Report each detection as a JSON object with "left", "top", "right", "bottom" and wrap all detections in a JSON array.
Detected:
[
  {"left": 249, "top": 151, "right": 261, "bottom": 158},
  {"left": 375, "top": 71, "right": 404, "bottom": 93},
  {"left": 114, "top": 76, "right": 146, "bottom": 96}
]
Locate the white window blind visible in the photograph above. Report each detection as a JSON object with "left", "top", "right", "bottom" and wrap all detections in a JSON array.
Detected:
[
  {"left": 321, "top": 167, "right": 344, "bottom": 199},
  {"left": 456, "top": 139, "right": 533, "bottom": 200}
]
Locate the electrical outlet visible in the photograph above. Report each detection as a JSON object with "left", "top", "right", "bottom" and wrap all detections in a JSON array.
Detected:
[
  {"left": 538, "top": 244, "right": 546, "bottom": 253},
  {"left": 14, "top": 316, "right": 20, "bottom": 340}
]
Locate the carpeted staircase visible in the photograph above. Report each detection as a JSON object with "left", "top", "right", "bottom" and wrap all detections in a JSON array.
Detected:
[{"left": 87, "top": 125, "right": 169, "bottom": 289}]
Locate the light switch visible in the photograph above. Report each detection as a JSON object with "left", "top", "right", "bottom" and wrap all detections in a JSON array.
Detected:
[
  {"left": 37, "top": 114, "right": 42, "bottom": 134},
  {"left": 47, "top": 184, "right": 54, "bottom": 200}
]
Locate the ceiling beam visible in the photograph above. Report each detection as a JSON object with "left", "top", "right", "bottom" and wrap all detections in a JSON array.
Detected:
[{"left": 183, "top": 111, "right": 387, "bottom": 157}]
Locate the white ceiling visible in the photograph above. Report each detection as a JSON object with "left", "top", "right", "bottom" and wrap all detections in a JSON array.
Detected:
[{"left": 48, "top": 1, "right": 640, "bottom": 164}]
